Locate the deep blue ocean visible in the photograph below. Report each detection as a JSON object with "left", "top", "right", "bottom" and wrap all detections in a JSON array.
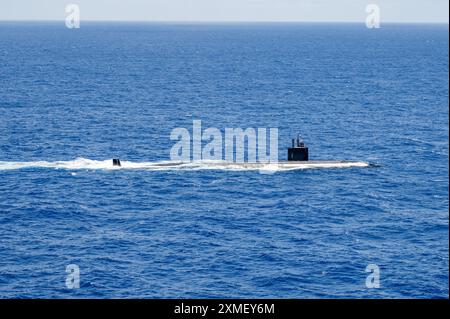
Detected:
[{"left": 0, "top": 22, "right": 448, "bottom": 298}]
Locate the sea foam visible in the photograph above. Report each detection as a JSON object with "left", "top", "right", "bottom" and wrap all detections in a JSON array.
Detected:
[{"left": 0, "top": 158, "right": 370, "bottom": 171}]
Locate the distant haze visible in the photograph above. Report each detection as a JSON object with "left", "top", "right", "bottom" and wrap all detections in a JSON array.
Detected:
[{"left": 0, "top": 0, "right": 448, "bottom": 23}]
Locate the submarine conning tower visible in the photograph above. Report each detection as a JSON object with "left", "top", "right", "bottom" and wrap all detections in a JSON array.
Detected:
[
  {"left": 112, "top": 158, "right": 121, "bottom": 167},
  {"left": 288, "top": 135, "right": 309, "bottom": 161}
]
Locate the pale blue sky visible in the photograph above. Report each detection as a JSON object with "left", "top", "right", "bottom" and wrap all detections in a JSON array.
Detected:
[{"left": 0, "top": 0, "right": 448, "bottom": 23}]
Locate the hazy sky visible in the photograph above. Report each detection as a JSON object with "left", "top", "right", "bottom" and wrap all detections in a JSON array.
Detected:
[{"left": 0, "top": 0, "right": 448, "bottom": 23}]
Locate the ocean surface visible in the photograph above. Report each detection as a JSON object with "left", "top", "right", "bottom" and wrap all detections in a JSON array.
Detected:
[{"left": 0, "top": 22, "right": 448, "bottom": 298}]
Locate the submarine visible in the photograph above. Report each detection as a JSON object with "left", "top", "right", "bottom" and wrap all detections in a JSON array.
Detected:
[{"left": 112, "top": 135, "right": 368, "bottom": 169}]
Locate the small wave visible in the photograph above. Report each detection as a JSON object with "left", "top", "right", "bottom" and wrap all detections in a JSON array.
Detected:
[{"left": 0, "top": 158, "right": 370, "bottom": 172}]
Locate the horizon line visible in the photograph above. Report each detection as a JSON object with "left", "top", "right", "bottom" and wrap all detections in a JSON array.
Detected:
[{"left": 0, "top": 19, "right": 448, "bottom": 25}]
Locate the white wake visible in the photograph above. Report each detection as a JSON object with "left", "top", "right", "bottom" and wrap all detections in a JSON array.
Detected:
[{"left": 0, "top": 158, "right": 370, "bottom": 172}]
